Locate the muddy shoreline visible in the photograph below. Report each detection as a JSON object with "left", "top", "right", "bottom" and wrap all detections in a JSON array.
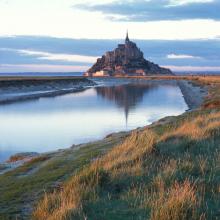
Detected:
[
  {"left": 178, "top": 80, "right": 208, "bottom": 110},
  {"left": 0, "top": 77, "right": 96, "bottom": 104}
]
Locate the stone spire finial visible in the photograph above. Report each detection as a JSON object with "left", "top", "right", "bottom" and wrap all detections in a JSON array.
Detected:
[{"left": 125, "top": 30, "right": 129, "bottom": 43}]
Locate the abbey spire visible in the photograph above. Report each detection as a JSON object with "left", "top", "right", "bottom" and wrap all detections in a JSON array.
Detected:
[{"left": 125, "top": 30, "right": 130, "bottom": 43}]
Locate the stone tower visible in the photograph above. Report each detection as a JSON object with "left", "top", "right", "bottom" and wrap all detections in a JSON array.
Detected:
[{"left": 125, "top": 30, "right": 130, "bottom": 44}]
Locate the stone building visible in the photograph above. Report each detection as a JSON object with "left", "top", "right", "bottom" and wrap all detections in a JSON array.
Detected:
[{"left": 85, "top": 32, "right": 172, "bottom": 76}]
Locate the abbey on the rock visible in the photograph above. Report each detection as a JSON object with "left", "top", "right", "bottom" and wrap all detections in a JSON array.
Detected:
[{"left": 84, "top": 32, "right": 172, "bottom": 77}]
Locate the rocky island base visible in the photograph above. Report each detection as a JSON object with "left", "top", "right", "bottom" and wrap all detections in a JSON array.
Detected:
[{"left": 85, "top": 33, "right": 172, "bottom": 77}]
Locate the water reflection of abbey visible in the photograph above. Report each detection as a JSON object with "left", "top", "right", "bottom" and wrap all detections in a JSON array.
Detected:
[
  {"left": 95, "top": 83, "right": 154, "bottom": 124},
  {"left": 95, "top": 81, "right": 177, "bottom": 124}
]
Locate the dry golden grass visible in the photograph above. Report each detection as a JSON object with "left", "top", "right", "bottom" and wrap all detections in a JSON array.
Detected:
[
  {"left": 33, "top": 130, "right": 157, "bottom": 220},
  {"left": 100, "top": 130, "right": 157, "bottom": 170},
  {"left": 150, "top": 180, "right": 199, "bottom": 220},
  {"left": 196, "top": 76, "right": 220, "bottom": 84},
  {"left": 125, "top": 75, "right": 220, "bottom": 84},
  {"left": 33, "top": 168, "right": 96, "bottom": 220},
  {"left": 161, "top": 113, "right": 220, "bottom": 141}
]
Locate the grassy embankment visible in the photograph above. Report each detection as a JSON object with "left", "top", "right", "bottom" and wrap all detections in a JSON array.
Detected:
[
  {"left": 0, "top": 133, "right": 127, "bottom": 219},
  {"left": 32, "top": 76, "right": 220, "bottom": 220}
]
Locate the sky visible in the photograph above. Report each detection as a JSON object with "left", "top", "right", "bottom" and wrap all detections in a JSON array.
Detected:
[{"left": 0, "top": 0, "right": 220, "bottom": 73}]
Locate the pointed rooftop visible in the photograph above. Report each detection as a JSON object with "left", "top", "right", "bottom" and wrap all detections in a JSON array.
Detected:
[{"left": 125, "top": 30, "right": 130, "bottom": 43}]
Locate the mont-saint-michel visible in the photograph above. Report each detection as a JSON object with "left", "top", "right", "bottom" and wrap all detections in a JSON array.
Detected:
[
  {"left": 1, "top": 0, "right": 220, "bottom": 219},
  {"left": 84, "top": 32, "right": 172, "bottom": 77}
]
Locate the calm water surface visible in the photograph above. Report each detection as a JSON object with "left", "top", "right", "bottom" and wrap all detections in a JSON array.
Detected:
[{"left": 0, "top": 80, "right": 188, "bottom": 162}]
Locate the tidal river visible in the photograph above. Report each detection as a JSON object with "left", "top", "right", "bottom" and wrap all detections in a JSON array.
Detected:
[{"left": 0, "top": 79, "right": 188, "bottom": 162}]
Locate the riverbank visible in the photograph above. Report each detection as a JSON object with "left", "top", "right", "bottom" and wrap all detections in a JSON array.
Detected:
[
  {"left": 178, "top": 80, "right": 208, "bottom": 110},
  {"left": 0, "top": 76, "right": 219, "bottom": 219},
  {"left": 0, "top": 77, "right": 96, "bottom": 104}
]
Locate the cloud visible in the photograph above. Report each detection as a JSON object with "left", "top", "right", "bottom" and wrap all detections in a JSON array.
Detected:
[
  {"left": 0, "top": 48, "right": 98, "bottom": 64},
  {"left": 167, "top": 54, "right": 202, "bottom": 59},
  {"left": 19, "top": 50, "right": 98, "bottom": 63},
  {"left": 168, "top": 0, "right": 214, "bottom": 6},
  {"left": 73, "top": 0, "right": 220, "bottom": 21}
]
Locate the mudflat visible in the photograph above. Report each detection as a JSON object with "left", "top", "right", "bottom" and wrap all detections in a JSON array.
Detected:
[{"left": 0, "top": 76, "right": 96, "bottom": 104}]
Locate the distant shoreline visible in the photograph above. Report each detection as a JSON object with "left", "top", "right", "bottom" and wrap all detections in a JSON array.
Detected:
[{"left": 0, "top": 77, "right": 96, "bottom": 105}]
